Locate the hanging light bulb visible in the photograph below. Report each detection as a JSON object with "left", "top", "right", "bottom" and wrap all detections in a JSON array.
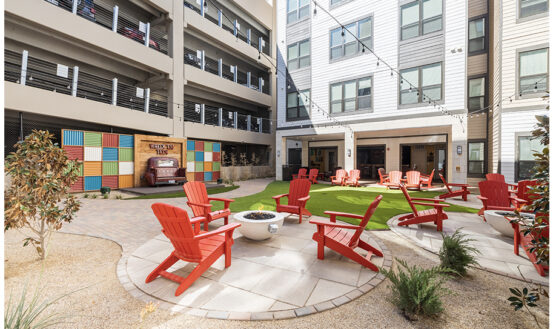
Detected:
[
  {"left": 341, "top": 27, "right": 345, "bottom": 37},
  {"left": 519, "top": 91, "right": 523, "bottom": 97},
  {"left": 313, "top": 3, "right": 317, "bottom": 15},
  {"left": 287, "top": 83, "right": 291, "bottom": 89},
  {"left": 510, "top": 97, "right": 512, "bottom": 102},
  {"left": 258, "top": 52, "right": 261, "bottom": 60},
  {"left": 390, "top": 70, "right": 393, "bottom": 76},
  {"left": 362, "top": 46, "right": 365, "bottom": 53},
  {"left": 376, "top": 60, "right": 380, "bottom": 66},
  {"left": 29, "top": 76, "right": 33, "bottom": 81},
  {"left": 534, "top": 82, "right": 538, "bottom": 92},
  {"left": 400, "top": 79, "right": 403, "bottom": 84}
]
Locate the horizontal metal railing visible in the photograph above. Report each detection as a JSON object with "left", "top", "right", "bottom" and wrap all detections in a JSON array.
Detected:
[
  {"left": 183, "top": 0, "right": 270, "bottom": 56},
  {"left": 183, "top": 47, "right": 270, "bottom": 95},
  {"left": 43, "top": 0, "right": 168, "bottom": 55},
  {"left": 5, "top": 49, "right": 168, "bottom": 117}
]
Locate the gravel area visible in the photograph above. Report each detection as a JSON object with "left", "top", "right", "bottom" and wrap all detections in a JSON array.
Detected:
[{"left": 5, "top": 229, "right": 549, "bottom": 328}]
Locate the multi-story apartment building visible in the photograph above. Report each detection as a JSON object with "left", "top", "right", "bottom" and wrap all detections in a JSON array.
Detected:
[
  {"left": 275, "top": 0, "right": 548, "bottom": 185},
  {"left": 276, "top": 0, "right": 472, "bottom": 183},
  {"left": 4, "top": 0, "right": 276, "bottom": 184},
  {"left": 490, "top": 0, "right": 549, "bottom": 183}
]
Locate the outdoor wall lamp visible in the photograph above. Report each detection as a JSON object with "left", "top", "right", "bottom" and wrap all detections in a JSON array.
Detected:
[
  {"left": 277, "top": 150, "right": 280, "bottom": 157},
  {"left": 457, "top": 146, "right": 462, "bottom": 155},
  {"left": 347, "top": 149, "right": 351, "bottom": 157}
]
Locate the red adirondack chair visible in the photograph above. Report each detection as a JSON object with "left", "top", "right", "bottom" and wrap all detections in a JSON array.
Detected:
[
  {"left": 477, "top": 180, "right": 525, "bottom": 216},
  {"left": 438, "top": 174, "right": 471, "bottom": 201},
  {"left": 420, "top": 169, "right": 435, "bottom": 189},
  {"left": 292, "top": 168, "right": 307, "bottom": 180},
  {"left": 486, "top": 173, "right": 517, "bottom": 189},
  {"left": 398, "top": 184, "right": 449, "bottom": 231},
  {"left": 307, "top": 168, "right": 319, "bottom": 184},
  {"left": 273, "top": 178, "right": 312, "bottom": 223},
  {"left": 345, "top": 169, "right": 361, "bottom": 187},
  {"left": 331, "top": 169, "right": 347, "bottom": 186},
  {"left": 310, "top": 195, "right": 384, "bottom": 272},
  {"left": 378, "top": 168, "right": 389, "bottom": 185},
  {"left": 513, "top": 213, "right": 549, "bottom": 276},
  {"left": 509, "top": 180, "right": 539, "bottom": 209},
  {"left": 403, "top": 171, "right": 421, "bottom": 190},
  {"left": 146, "top": 203, "right": 240, "bottom": 296},
  {"left": 384, "top": 171, "right": 402, "bottom": 189},
  {"left": 183, "top": 181, "right": 235, "bottom": 231}
]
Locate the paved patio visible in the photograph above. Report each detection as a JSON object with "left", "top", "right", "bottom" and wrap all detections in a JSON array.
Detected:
[
  {"left": 122, "top": 215, "right": 391, "bottom": 320},
  {"left": 387, "top": 200, "right": 549, "bottom": 285}
]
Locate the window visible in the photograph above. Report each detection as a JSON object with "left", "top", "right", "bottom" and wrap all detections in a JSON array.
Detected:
[
  {"left": 401, "top": 0, "right": 443, "bottom": 40},
  {"left": 519, "top": 0, "right": 549, "bottom": 19},
  {"left": 330, "top": 77, "right": 372, "bottom": 113},
  {"left": 519, "top": 48, "right": 548, "bottom": 95},
  {"left": 331, "top": 0, "right": 345, "bottom": 5},
  {"left": 468, "top": 142, "right": 485, "bottom": 175},
  {"left": 468, "top": 77, "right": 486, "bottom": 111},
  {"left": 330, "top": 17, "right": 372, "bottom": 60},
  {"left": 400, "top": 62, "right": 442, "bottom": 105},
  {"left": 468, "top": 17, "right": 486, "bottom": 53},
  {"left": 287, "top": 39, "right": 310, "bottom": 70},
  {"left": 517, "top": 135, "right": 545, "bottom": 180},
  {"left": 286, "top": 89, "right": 310, "bottom": 120},
  {"left": 287, "top": 0, "right": 310, "bottom": 24}
]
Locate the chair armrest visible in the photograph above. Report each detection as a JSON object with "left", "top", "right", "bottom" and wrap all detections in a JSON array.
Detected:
[
  {"left": 298, "top": 195, "right": 311, "bottom": 202},
  {"left": 195, "top": 223, "right": 241, "bottom": 240},
  {"left": 508, "top": 189, "right": 517, "bottom": 194},
  {"left": 323, "top": 211, "right": 364, "bottom": 221},
  {"left": 187, "top": 201, "right": 213, "bottom": 209},
  {"left": 508, "top": 183, "right": 518, "bottom": 189},
  {"left": 447, "top": 183, "right": 470, "bottom": 187},
  {"left": 476, "top": 195, "right": 487, "bottom": 201},
  {"left": 330, "top": 176, "right": 336, "bottom": 180},
  {"left": 272, "top": 193, "right": 289, "bottom": 200},
  {"left": 411, "top": 202, "right": 450, "bottom": 208},
  {"left": 310, "top": 218, "right": 360, "bottom": 229},
  {"left": 510, "top": 196, "right": 527, "bottom": 204},
  {"left": 209, "top": 197, "right": 235, "bottom": 208},
  {"left": 411, "top": 197, "right": 445, "bottom": 202}
]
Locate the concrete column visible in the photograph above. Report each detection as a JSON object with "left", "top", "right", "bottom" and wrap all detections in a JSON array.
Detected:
[
  {"left": 276, "top": 134, "right": 286, "bottom": 180},
  {"left": 218, "top": 10, "right": 222, "bottom": 27},
  {"left": 111, "top": 78, "right": 117, "bottom": 105},
  {"left": 144, "top": 23, "right": 150, "bottom": 47},
  {"left": 20, "top": 50, "right": 28, "bottom": 86},
  {"left": 168, "top": 1, "right": 185, "bottom": 137},
  {"left": 301, "top": 141, "right": 309, "bottom": 167},
  {"left": 450, "top": 117, "right": 468, "bottom": 183},
  {"left": 112, "top": 6, "right": 119, "bottom": 32},
  {"left": 71, "top": 66, "right": 79, "bottom": 97},
  {"left": 144, "top": 88, "right": 150, "bottom": 113},
  {"left": 344, "top": 131, "right": 355, "bottom": 171}
]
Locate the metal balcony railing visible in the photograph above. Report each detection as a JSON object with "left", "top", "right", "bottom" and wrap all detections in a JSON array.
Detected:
[
  {"left": 5, "top": 49, "right": 168, "bottom": 118},
  {"left": 183, "top": 0, "right": 270, "bottom": 56},
  {"left": 183, "top": 47, "right": 270, "bottom": 95},
  {"left": 43, "top": 0, "right": 168, "bottom": 55}
]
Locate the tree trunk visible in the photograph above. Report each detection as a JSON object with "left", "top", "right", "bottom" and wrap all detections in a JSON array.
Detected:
[{"left": 39, "top": 218, "right": 46, "bottom": 260}]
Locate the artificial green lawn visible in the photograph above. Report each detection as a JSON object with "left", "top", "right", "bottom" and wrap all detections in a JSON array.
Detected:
[
  {"left": 126, "top": 185, "right": 239, "bottom": 200},
  {"left": 211, "top": 181, "right": 478, "bottom": 230}
]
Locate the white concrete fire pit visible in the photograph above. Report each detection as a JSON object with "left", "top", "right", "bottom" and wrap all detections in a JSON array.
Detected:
[
  {"left": 233, "top": 210, "right": 286, "bottom": 240},
  {"left": 484, "top": 210, "right": 534, "bottom": 238}
]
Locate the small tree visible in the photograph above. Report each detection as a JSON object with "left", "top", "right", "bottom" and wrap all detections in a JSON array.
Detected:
[{"left": 4, "top": 130, "right": 81, "bottom": 260}]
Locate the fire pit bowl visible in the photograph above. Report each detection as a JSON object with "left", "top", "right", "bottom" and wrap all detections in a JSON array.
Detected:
[
  {"left": 484, "top": 210, "right": 535, "bottom": 238},
  {"left": 233, "top": 210, "right": 286, "bottom": 240}
]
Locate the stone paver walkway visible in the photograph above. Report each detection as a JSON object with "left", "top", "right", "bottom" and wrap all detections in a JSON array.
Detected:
[
  {"left": 122, "top": 215, "right": 391, "bottom": 320},
  {"left": 387, "top": 209, "right": 549, "bottom": 285}
]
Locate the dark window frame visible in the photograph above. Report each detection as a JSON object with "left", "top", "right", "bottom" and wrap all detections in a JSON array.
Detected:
[
  {"left": 467, "top": 74, "right": 488, "bottom": 112},
  {"left": 467, "top": 140, "right": 487, "bottom": 177},
  {"left": 468, "top": 14, "right": 488, "bottom": 56},
  {"left": 286, "top": 89, "right": 311, "bottom": 121},
  {"left": 515, "top": 133, "right": 544, "bottom": 181}
]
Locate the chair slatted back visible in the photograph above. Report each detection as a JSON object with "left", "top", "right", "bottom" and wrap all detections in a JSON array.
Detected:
[
  {"left": 308, "top": 168, "right": 319, "bottom": 181},
  {"left": 296, "top": 168, "right": 307, "bottom": 178},
  {"left": 388, "top": 171, "right": 402, "bottom": 185},
  {"left": 288, "top": 179, "right": 311, "bottom": 207},
  {"left": 486, "top": 173, "right": 506, "bottom": 183},
  {"left": 478, "top": 180, "right": 511, "bottom": 207},
  {"left": 378, "top": 168, "right": 386, "bottom": 183},
  {"left": 349, "top": 169, "right": 360, "bottom": 182},
  {"left": 183, "top": 181, "right": 209, "bottom": 217},
  {"left": 426, "top": 169, "right": 435, "bottom": 182},
  {"left": 517, "top": 180, "right": 539, "bottom": 204},
  {"left": 439, "top": 174, "right": 452, "bottom": 193},
  {"left": 151, "top": 203, "right": 202, "bottom": 262},
  {"left": 335, "top": 169, "right": 347, "bottom": 180},
  {"left": 405, "top": 171, "right": 421, "bottom": 185},
  {"left": 349, "top": 195, "right": 383, "bottom": 246},
  {"left": 399, "top": 184, "right": 419, "bottom": 216}
]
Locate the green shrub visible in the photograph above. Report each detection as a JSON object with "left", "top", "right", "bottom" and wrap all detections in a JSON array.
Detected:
[
  {"left": 439, "top": 229, "right": 480, "bottom": 276},
  {"left": 90, "top": 194, "right": 98, "bottom": 199},
  {"left": 380, "top": 258, "right": 453, "bottom": 320},
  {"left": 115, "top": 194, "right": 123, "bottom": 200},
  {"left": 83, "top": 193, "right": 89, "bottom": 199},
  {"left": 5, "top": 284, "right": 66, "bottom": 329},
  {"left": 102, "top": 194, "right": 109, "bottom": 199}
]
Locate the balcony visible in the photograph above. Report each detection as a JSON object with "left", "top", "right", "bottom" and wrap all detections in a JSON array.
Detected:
[
  {"left": 6, "top": 0, "right": 171, "bottom": 74},
  {"left": 5, "top": 49, "right": 169, "bottom": 119},
  {"left": 183, "top": 0, "right": 272, "bottom": 64}
]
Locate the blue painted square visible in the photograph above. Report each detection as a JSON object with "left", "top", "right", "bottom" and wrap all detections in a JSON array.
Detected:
[
  {"left": 63, "top": 130, "right": 83, "bottom": 146},
  {"left": 119, "top": 135, "right": 134, "bottom": 148},
  {"left": 204, "top": 171, "right": 212, "bottom": 181},
  {"left": 84, "top": 176, "right": 102, "bottom": 191},
  {"left": 213, "top": 143, "right": 221, "bottom": 152},
  {"left": 187, "top": 140, "right": 195, "bottom": 151},
  {"left": 103, "top": 148, "right": 118, "bottom": 161},
  {"left": 195, "top": 151, "right": 204, "bottom": 161}
]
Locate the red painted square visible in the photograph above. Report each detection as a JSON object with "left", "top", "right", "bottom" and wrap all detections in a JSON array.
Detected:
[
  {"left": 63, "top": 146, "right": 84, "bottom": 161},
  {"left": 102, "top": 133, "right": 119, "bottom": 147},
  {"left": 195, "top": 172, "right": 204, "bottom": 181},
  {"left": 213, "top": 152, "right": 220, "bottom": 161},
  {"left": 70, "top": 177, "right": 84, "bottom": 192},
  {"left": 102, "top": 175, "right": 118, "bottom": 189},
  {"left": 212, "top": 172, "right": 220, "bottom": 180},
  {"left": 195, "top": 141, "right": 204, "bottom": 151}
]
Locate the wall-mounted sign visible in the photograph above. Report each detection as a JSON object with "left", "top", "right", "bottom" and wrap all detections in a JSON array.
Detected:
[
  {"left": 149, "top": 143, "right": 175, "bottom": 155},
  {"left": 139, "top": 21, "right": 147, "bottom": 33},
  {"left": 136, "top": 87, "right": 144, "bottom": 98},
  {"left": 457, "top": 145, "right": 462, "bottom": 155},
  {"left": 194, "top": 104, "right": 201, "bottom": 113},
  {"left": 56, "top": 64, "right": 69, "bottom": 78}
]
